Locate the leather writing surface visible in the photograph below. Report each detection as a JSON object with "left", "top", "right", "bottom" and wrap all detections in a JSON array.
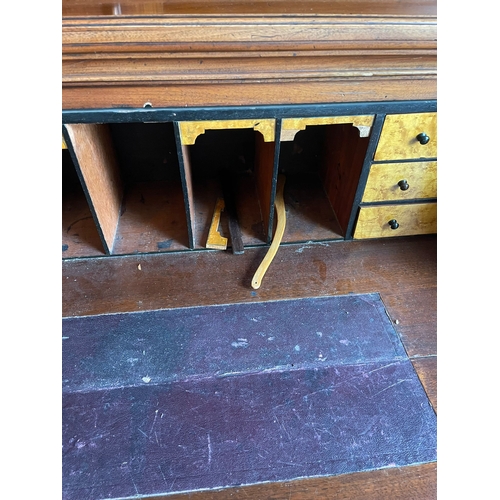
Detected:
[{"left": 63, "top": 294, "right": 436, "bottom": 499}]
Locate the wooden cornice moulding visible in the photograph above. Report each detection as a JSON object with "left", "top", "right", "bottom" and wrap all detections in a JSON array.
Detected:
[
  {"left": 62, "top": 1, "right": 436, "bottom": 109},
  {"left": 62, "top": 77, "right": 437, "bottom": 109},
  {"left": 63, "top": 16, "right": 437, "bottom": 54},
  {"left": 62, "top": 52, "right": 436, "bottom": 86},
  {"left": 62, "top": 0, "right": 437, "bottom": 17}
]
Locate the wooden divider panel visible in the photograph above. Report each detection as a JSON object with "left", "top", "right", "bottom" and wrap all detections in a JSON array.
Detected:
[
  {"left": 254, "top": 131, "right": 277, "bottom": 241},
  {"left": 65, "top": 124, "right": 123, "bottom": 254},
  {"left": 320, "top": 123, "right": 370, "bottom": 235},
  {"left": 179, "top": 142, "right": 197, "bottom": 249}
]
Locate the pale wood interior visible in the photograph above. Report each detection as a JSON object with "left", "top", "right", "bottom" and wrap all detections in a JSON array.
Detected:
[
  {"left": 179, "top": 119, "right": 275, "bottom": 146},
  {"left": 62, "top": 118, "right": 434, "bottom": 259},
  {"left": 354, "top": 202, "right": 437, "bottom": 239},
  {"left": 374, "top": 112, "right": 437, "bottom": 161},
  {"left": 65, "top": 123, "right": 123, "bottom": 254},
  {"left": 281, "top": 115, "right": 374, "bottom": 141},
  {"left": 62, "top": 149, "right": 105, "bottom": 257},
  {"left": 363, "top": 160, "right": 437, "bottom": 202}
]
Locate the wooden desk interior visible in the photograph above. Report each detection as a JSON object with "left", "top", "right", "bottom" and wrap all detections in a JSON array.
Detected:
[{"left": 62, "top": 0, "right": 437, "bottom": 497}]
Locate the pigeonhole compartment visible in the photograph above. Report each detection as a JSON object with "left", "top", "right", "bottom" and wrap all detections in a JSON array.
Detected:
[
  {"left": 64, "top": 122, "right": 190, "bottom": 256},
  {"left": 278, "top": 116, "right": 373, "bottom": 242},
  {"left": 108, "top": 122, "right": 190, "bottom": 255},
  {"left": 177, "top": 120, "right": 277, "bottom": 251}
]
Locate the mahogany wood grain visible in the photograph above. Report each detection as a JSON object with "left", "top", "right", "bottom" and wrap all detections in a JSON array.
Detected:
[
  {"left": 111, "top": 180, "right": 191, "bottom": 254},
  {"left": 412, "top": 356, "right": 437, "bottom": 413},
  {"left": 232, "top": 172, "right": 268, "bottom": 245},
  {"left": 280, "top": 175, "right": 344, "bottom": 243},
  {"left": 182, "top": 129, "right": 268, "bottom": 249},
  {"left": 64, "top": 124, "right": 123, "bottom": 253},
  {"left": 63, "top": 0, "right": 437, "bottom": 17},
  {"left": 62, "top": 1, "right": 436, "bottom": 109},
  {"left": 62, "top": 17, "right": 436, "bottom": 55},
  {"left": 254, "top": 130, "right": 276, "bottom": 240},
  {"left": 63, "top": 78, "right": 437, "bottom": 110},
  {"left": 321, "top": 124, "right": 370, "bottom": 234},
  {"left": 63, "top": 54, "right": 436, "bottom": 86},
  {"left": 378, "top": 286, "right": 436, "bottom": 358},
  {"left": 62, "top": 149, "right": 105, "bottom": 258},
  {"left": 62, "top": 236, "right": 437, "bottom": 357}
]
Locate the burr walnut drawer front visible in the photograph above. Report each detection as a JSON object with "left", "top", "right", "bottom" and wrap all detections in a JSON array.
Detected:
[
  {"left": 374, "top": 113, "right": 437, "bottom": 161},
  {"left": 354, "top": 202, "right": 437, "bottom": 239},
  {"left": 362, "top": 161, "right": 437, "bottom": 203}
]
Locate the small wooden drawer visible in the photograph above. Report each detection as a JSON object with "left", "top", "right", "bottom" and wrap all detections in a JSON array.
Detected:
[
  {"left": 362, "top": 161, "right": 437, "bottom": 202},
  {"left": 354, "top": 202, "right": 437, "bottom": 239},
  {"left": 374, "top": 113, "right": 437, "bottom": 161}
]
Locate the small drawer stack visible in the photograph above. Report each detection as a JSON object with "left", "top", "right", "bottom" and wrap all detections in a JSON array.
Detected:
[{"left": 354, "top": 112, "right": 437, "bottom": 239}]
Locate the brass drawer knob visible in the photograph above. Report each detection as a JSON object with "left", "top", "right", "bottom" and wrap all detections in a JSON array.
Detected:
[
  {"left": 398, "top": 179, "right": 409, "bottom": 191},
  {"left": 388, "top": 219, "right": 400, "bottom": 230},
  {"left": 416, "top": 132, "right": 430, "bottom": 145}
]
